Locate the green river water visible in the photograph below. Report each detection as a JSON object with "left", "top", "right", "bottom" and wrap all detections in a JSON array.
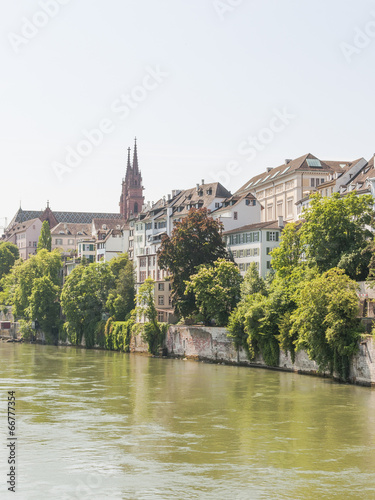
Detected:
[{"left": 1, "top": 343, "right": 375, "bottom": 499}]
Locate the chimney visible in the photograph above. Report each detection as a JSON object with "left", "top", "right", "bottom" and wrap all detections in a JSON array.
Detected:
[
  {"left": 285, "top": 159, "right": 292, "bottom": 165},
  {"left": 201, "top": 179, "right": 204, "bottom": 185},
  {"left": 196, "top": 184, "right": 199, "bottom": 191},
  {"left": 266, "top": 167, "right": 273, "bottom": 173},
  {"left": 167, "top": 194, "right": 171, "bottom": 201},
  {"left": 278, "top": 216, "right": 284, "bottom": 229}
]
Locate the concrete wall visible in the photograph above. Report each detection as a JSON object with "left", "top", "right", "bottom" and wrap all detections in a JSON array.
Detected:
[{"left": 166, "top": 325, "right": 375, "bottom": 386}]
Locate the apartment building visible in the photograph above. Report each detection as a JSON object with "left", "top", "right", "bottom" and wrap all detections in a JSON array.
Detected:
[
  {"left": 236, "top": 153, "right": 355, "bottom": 222},
  {"left": 5, "top": 218, "right": 42, "bottom": 260},
  {"left": 223, "top": 220, "right": 285, "bottom": 277}
]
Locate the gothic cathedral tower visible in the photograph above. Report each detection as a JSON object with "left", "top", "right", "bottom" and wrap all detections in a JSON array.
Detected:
[{"left": 120, "top": 138, "right": 144, "bottom": 220}]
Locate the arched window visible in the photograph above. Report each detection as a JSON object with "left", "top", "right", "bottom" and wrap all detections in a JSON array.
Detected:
[{"left": 134, "top": 202, "right": 138, "bottom": 214}]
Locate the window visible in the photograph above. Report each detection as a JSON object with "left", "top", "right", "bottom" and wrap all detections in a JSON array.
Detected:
[
  {"left": 158, "top": 283, "right": 164, "bottom": 291},
  {"left": 232, "top": 250, "right": 237, "bottom": 258},
  {"left": 140, "top": 271, "right": 146, "bottom": 282},
  {"left": 140, "top": 257, "right": 146, "bottom": 267},
  {"left": 158, "top": 311, "right": 164, "bottom": 322},
  {"left": 253, "top": 232, "right": 259, "bottom": 242},
  {"left": 266, "top": 247, "right": 271, "bottom": 255},
  {"left": 287, "top": 199, "right": 293, "bottom": 216},
  {"left": 68, "top": 239, "right": 74, "bottom": 245},
  {"left": 56, "top": 239, "right": 63, "bottom": 245},
  {"left": 253, "top": 248, "right": 259, "bottom": 256},
  {"left": 307, "top": 158, "right": 322, "bottom": 168},
  {"left": 234, "top": 211, "right": 238, "bottom": 220},
  {"left": 246, "top": 248, "right": 252, "bottom": 256},
  {"left": 158, "top": 296, "right": 164, "bottom": 306},
  {"left": 33, "top": 242, "right": 37, "bottom": 247},
  {"left": 215, "top": 202, "right": 220, "bottom": 208},
  {"left": 239, "top": 263, "right": 245, "bottom": 271},
  {"left": 310, "top": 178, "right": 315, "bottom": 187},
  {"left": 266, "top": 261, "right": 271, "bottom": 269},
  {"left": 266, "top": 232, "right": 279, "bottom": 242},
  {"left": 277, "top": 202, "right": 283, "bottom": 217},
  {"left": 267, "top": 205, "right": 273, "bottom": 220},
  {"left": 239, "top": 250, "right": 244, "bottom": 257}
]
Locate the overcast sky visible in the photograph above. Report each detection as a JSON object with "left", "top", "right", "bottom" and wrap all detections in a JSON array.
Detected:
[{"left": 1, "top": 0, "right": 375, "bottom": 229}]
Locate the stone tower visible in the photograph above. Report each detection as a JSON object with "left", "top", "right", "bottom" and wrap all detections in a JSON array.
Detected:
[{"left": 120, "top": 138, "right": 144, "bottom": 220}]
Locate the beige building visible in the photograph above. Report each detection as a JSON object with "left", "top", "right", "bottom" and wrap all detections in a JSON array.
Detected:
[
  {"left": 51, "top": 223, "right": 92, "bottom": 256},
  {"left": 5, "top": 218, "right": 43, "bottom": 260},
  {"left": 236, "top": 153, "right": 357, "bottom": 222}
]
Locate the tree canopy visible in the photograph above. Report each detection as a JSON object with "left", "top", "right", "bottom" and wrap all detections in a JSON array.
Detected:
[
  {"left": 185, "top": 259, "right": 242, "bottom": 326},
  {"left": 300, "top": 192, "right": 374, "bottom": 280},
  {"left": 0, "top": 242, "right": 19, "bottom": 286},
  {"left": 37, "top": 221, "right": 52, "bottom": 252},
  {"left": 157, "top": 208, "right": 230, "bottom": 317}
]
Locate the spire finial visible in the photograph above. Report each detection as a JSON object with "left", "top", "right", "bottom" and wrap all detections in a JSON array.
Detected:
[{"left": 133, "top": 137, "right": 139, "bottom": 173}]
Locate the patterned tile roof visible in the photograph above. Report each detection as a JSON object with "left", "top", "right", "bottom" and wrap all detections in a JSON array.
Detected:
[{"left": 8, "top": 208, "right": 123, "bottom": 228}]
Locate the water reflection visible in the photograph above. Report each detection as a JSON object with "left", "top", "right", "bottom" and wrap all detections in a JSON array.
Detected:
[{"left": 1, "top": 343, "right": 375, "bottom": 499}]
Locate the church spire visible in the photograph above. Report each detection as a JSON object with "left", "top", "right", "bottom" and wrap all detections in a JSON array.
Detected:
[
  {"left": 126, "top": 147, "right": 131, "bottom": 177},
  {"left": 133, "top": 137, "right": 139, "bottom": 174}
]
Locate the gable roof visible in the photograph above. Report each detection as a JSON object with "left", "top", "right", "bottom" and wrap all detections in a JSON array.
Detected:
[{"left": 235, "top": 153, "right": 339, "bottom": 195}]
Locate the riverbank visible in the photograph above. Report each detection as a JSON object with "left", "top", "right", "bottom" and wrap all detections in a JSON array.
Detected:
[{"left": 130, "top": 326, "right": 375, "bottom": 387}]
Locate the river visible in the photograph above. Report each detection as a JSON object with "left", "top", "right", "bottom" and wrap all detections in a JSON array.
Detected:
[{"left": 1, "top": 343, "right": 375, "bottom": 499}]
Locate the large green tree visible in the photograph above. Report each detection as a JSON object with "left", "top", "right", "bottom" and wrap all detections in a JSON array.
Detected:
[
  {"left": 37, "top": 221, "right": 52, "bottom": 252},
  {"left": 61, "top": 262, "right": 115, "bottom": 347},
  {"left": 0, "top": 249, "right": 62, "bottom": 339},
  {"left": 300, "top": 192, "right": 374, "bottom": 280},
  {"left": 185, "top": 259, "right": 242, "bottom": 326},
  {"left": 157, "top": 208, "right": 230, "bottom": 317},
  {"left": 291, "top": 268, "right": 361, "bottom": 380},
  {"left": 106, "top": 253, "right": 135, "bottom": 321},
  {"left": 0, "top": 242, "right": 19, "bottom": 286}
]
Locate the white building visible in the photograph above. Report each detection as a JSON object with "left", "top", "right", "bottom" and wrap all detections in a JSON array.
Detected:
[
  {"left": 211, "top": 192, "right": 262, "bottom": 231},
  {"left": 223, "top": 220, "right": 285, "bottom": 277}
]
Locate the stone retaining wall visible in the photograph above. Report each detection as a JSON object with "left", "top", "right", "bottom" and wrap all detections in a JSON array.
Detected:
[{"left": 166, "top": 325, "right": 375, "bottom": 386}]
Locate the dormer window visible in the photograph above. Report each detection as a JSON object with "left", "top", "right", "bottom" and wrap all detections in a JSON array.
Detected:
[{"left": 207, "top": 188, "right": 212, "bottom": 195}]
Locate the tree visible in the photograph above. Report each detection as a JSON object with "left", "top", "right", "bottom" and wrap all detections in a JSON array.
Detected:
[
  {"left": 37, "top": 221, "right": 52, "bottom": 252},
  {"left": 106, "top": 253, "right": 135, "bottom": 321},
  {"left": 0, "top": 242, "right": 19, "bottom": 286},
  {"left": 27, "top": 276, "right": 61, "bottom": 342},
  {"left": 4, "top": 249, "right": 62, "bottom": 319},
  {"left": 185, "top": 259, "right": 242, "bottom": 326},
  {"left": 240, "top": 262, "right": 266, "bottom": 298},
  {"left": 291, "top": 268, "right": 361, "bottom": 380},
  {"left": 271, "top": 222, "right": 303, "bottom": 277},
  {"left": 157, "top": 208, "right": 230, "bottom": 317},
  {"left": 0, "top": 249, "right": 62, "bottom": 340},
  {"left": 61, "top": 262, "right": 116, "bottom": 347},
  {"left": 301, "top": 192, "right": 374, "bottom": 280},
  {"left": 136, "top": 277, "right": 167, "bottom": 355}
]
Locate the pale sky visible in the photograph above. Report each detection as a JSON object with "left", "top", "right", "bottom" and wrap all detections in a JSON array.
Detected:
[{"left": 1, "top": 0, "right": 375, "bottom": 229}]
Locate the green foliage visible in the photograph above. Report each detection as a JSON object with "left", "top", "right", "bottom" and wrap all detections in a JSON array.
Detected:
[
  {"left": 136, "top": 277, "right": 167, "bottom": 355},
  {"left": 19, "top": 319, "right": 34, "bottom": 341},
  {"left": 104, "top": 315, "right": 134, "bottom": 352},
  {"left": 0, "top": 250, "right": 62, "bottom": 340},
  {"left": 157, "top": 208, "right": 230, "bottom": 318},
  {"left": 27, "top": 276, "right": 61, "bottom": 342},
  {"left": 271, "top": 222, "right": 303, "bottom": 278},
  {"left": 185, "top": 259, "right": 242, "bottom": 326},
  {"left": 37, "top": 221, "right": 52, "bottom": 253},
  {"left": 106, "top": 253, "right": 135, "bottom": 321},
  {"left": 0, "top": 242, "right": 19, "bottom": 287},
  {"left": 292, "top": 268, "right": 361, "bottom": 380},
  {"left": 240, "top": 262, "right": 266, "bottom": 298},
  {"left": 301, "top": 192, "right": 374, "bottom": 280},
  {"left": 61, "top": 262, "right": 115, "bottom": 347}
]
